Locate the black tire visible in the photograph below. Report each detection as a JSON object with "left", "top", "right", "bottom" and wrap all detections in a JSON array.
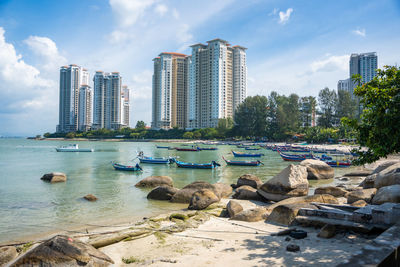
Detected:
[{"left": 289, "top": 230, "right": 308, "bottom": 239}]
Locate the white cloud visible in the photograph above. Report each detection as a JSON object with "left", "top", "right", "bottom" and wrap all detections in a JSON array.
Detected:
[
  {"left": 352, "top": 28, "right": 366, "bottom": 37},
  {"left": 108, "top": 30, "right": 132, "bottom": 44},
  {"left": 310, "top": 55, "right": 348, "bottom": 73},
  {"left": 279, "top": 8, "right": 293, "bottom": 24},
  {"left": 268, "top": 8, "right": 278, "bottom": 16},
  {"left": 155, "top": 4, "right": 168, "bottom": 16},
  {"left": 109, "top": 0, "right": 156, "bottom": 27}
]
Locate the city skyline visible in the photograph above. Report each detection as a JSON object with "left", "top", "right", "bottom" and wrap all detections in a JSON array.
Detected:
[{"left": 0, "top": 0, "right": 400, "bottom": 135}]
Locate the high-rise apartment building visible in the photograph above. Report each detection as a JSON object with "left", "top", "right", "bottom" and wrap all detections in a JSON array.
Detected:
[
  {"left": 152, "top": 52, "right": 189, "bottom": 129},
  {"left": 188, "top": 39, "right": 247, "bottom": 129},
  {"left": 92, "top": 71, "right": 124, "bottom": 130},
  {"left": 121, "top": 85, "right": 130, "bottom": 127},
  {"left": 349, "top": 52, "right": 377, "bottom": 97},
  {"left": 78, "top": 85, "right": 92, "bottom": 132},
  {"left": 337, "top": 79, "right": 350, "bottom": 92},
  {"left": 57, "top": 64, "right": 89, "bottom": 132}
]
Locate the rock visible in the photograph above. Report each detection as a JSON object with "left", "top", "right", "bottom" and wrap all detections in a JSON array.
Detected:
[
  {"left": 83, "top": 194, "right": 97, "bottom": 201},
  {"left": 344, "top": 170, "right": 372, "bottom": 177},
  {"left": 232, "top": 185, "right": 263, "bottom": 201},
  {"left": 226, "top": 200, "right": 243, "bottom": 218},
  {"left": 351, "top": 199, "right": 368, "bottom": 207},
  {"left": 0, "top": 246, "right": 17, "bottom": 266},
  {"left": 317, "top": 224, "right": 336, "bottom": 238},
  {"left": 266, "top": 194, "right": 339, "bottom": 213},
  {"left": 40, "top": 172, "right": 67, "bottom": 183},
  {"left": 237, "top": 174, "right": 262, "bottom": 189},
  {"left": 231, "top": 207, "right": 267, "bottom": 222},
  {"left": 285, "top": 237, "right": 291, "bottom": 241},
  {"left": 10, "top": 235, "right": 114, "bottom": 266},
  {"left": 135, "top": 176, "right": 173, "bottom": 188},
  {"left": 360, "top": 174, "right": 377, "bottom": 189},
  {"left": 267, "top": 203, "right": 317, "bottom": 226},
  {"left": 372, "top": 184, "right": 400, "bottom": 205},
  {"left": 147, "top": 186, "right": 178, "bottom": 201},
  {"left": 171, "top": 181, "right": 217, "bottom": 203},
  {"left": 339, "top": 177, "right": 349, "bottom": 181},
  {"left": 300, "top": 159, "right": 334, "bottom": 180},
  {"left": 257, "top": 164, "right": 309, "bottom": 201},
  {"left": 314, "top": 186, "right": 348, "bottom": 197},
  {"left": 286, "top": 244, "right": 300, "bottom": 252},
  {"left": 374, "top": 162, "right": 400, "bottom": 188},
  {"left": 372, "top": 160, "right": 400, "bottom": 174},
  {"left": 188, "top": 189, "right": 219, "bottom": 210},
  {"left": 336, "top": 197, "right": 348, "bottom": 205},
  {"left": 347, "top": 188, "right": 377, "bottom": 204},
  {"left": 213, "top": 183, "right": 232, "bottom": 198}
]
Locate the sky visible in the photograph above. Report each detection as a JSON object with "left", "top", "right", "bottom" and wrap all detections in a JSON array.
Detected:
[{"left": 0, "top": 0, "right": 399, "bottom": 136}]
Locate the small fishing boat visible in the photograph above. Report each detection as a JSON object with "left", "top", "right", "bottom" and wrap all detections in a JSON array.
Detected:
[
  {"left": 56, "top": 144, "right": 93, "bottom": 152},
  {"left": 197, "top": 147, "right": 218, "bottom": 151},
  {"left": 112, "top": 162, "right": 142, "bottom": 171},
  {"left": 324, "top": 160, "right": 352, "bottom": 167},
  {"left": 175, "top": 147, "right": 199, "bottom": 151},
  {"left": 245, "top": 147, "right": 260, "bottom": 151},
  {"left": 138, "top": 156, "right": 175, "bottom": 164},
  {"left": 278, "top": 151, "right": 315, "bottom": 162},
  {"left": 232, "top": 151, "right": 264, "bottom": 157},
  {"left": 156, "top": 145, "right": 171, "bottom": 149},
  {"left": 223, "top": 156, "right": 263, "bottom": 166},
  {"left": 175, "top": 160, "right": 220, "bottom": 169}
]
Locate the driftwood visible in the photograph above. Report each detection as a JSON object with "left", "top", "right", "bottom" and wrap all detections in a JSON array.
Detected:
[{"left": 89, "top": 229, "right": 151, "bottom": 248}]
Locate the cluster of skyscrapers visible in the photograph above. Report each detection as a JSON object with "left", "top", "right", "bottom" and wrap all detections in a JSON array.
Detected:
[
  {"left": 337, "top": 52, "right": 378, "bottom": 98},
  {"left": 57, "top": 65, "right": 130, "bottom": 133},
  {"left": 152, "top": 38, "right": 247, "bottom": 130}
]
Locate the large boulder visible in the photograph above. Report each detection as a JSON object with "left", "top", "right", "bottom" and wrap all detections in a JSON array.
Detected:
[
  {"left": 257, "top": 164, "right": 309, "bottom": 201},
  {"left": 171, "top": 181, "right": 217, "bottom": 203},
  {"left": 232, "top": 185, "right": 263, "bottom": 201},
  {"left": 147, "top": 186, "right": 178, "bottom": 201},
  {"left": 188, "top": 189, "right": 219, "bottom": 210},
  {"left": 213, "top": 183, "right": 233, "bottom": 198},
  {"left": 83, "top": 194, "right": 98, "bottom": 202},
  {"left": 372, "top": 185, "right": 400, "bottom": 205},
  {"left": 372, "top": 160, "right": 400, "bottom": 174},
  {"left": 267, "top": 203, "right": 317, "bottom": 226},
  {"left": 360, "top": 174, "right": 377, "bottom": 189},
  {"left": 40, "top": 172, "right": 67, "bottom": 183},
  {"left": 135, "top": 176, "right": 173, "bottom": 188},
  {"left": 347, "top": 188, "right": 377, "bottom": 204},
  {"left": 266, "top": 194, "right": 339, "bottom": 213},
  {"left": 237, "top": 174, "right": 263, "bottom": 189},
  {"left": 231, "top": 207, "right": 267, "bottom": 222},
  {"left": 10, "top": 235, "right": 114, "bottom": 266},
  {"left": 300, "top": 159, "right": 334, "bottom": 180},
  {"left": 314, "top": 186, "right": 348, "bottom": 197},
  {"left": 0, "top": 246, "right": 17, "bottom": 266},
  {"left": 351, "top": 199, "right": 368, "bottom": 207},
  {"left": 343, "top": 170, "right": 372, "bottom": 177},
  {"left": 374, "top": 163, "right": 400, "bottom": 188},
  {"left": 227, "top": 200, "right": 243, "bottom": 218}
]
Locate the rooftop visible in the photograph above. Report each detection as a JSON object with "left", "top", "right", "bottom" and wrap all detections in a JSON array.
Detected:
[
  {"left": 232, "top": 45, "right": 247, "bottom": 50},
  {"left": 159, "top": 52, "right": 188, "bottom": 57},
  {"left": 206, "top": 38, "right": 228, "bottom": 44}
]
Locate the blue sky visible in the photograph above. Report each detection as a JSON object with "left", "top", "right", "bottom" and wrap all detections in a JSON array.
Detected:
[{"left": 0, "top": 0, "right": 399, "bottom": 135}]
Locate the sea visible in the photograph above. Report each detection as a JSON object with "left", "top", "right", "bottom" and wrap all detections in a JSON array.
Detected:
[{"left": 0, "top": 138, "right": 352, "bottom": 244}]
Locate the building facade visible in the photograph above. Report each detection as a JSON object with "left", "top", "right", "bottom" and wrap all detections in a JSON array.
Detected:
[
  {"left": 57, "top": 64, "right": 89, "bottom": 132},
  {"left": 78, "top": 85, "right": 92, "bottom": 132},
  {"left": 152, "top": 52, "right": 189, "bottom": 129},
  {"left": 349, "top": 52, "right": 378, "bottom": 98},
  {"left": 337, "top": 78, "right": 350, "bottom": 92},
  {"left": 121, "top": 85, "right": 130, "bottom": 127}
]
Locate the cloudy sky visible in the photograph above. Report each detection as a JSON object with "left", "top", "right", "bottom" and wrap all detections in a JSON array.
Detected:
[{"left": 0, "top": 0, "right": 399, "bottom": 135}]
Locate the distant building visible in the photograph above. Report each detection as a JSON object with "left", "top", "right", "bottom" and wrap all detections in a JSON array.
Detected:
[
  {"left": 92, "top": 71, "right": 124, "bottom": 130},
  {"left": 349, "top": 52, "right": 378, "bottom": 98},
  {"left": 78, "top": 85, "right": 92, "bottom": 132},
  {"left": 152, "top": 52, "right": 190, "bottom": 129},
  {"left": 57, "top": 64, "right": 89, "bottom": 133},
  {"left": 337, "top": 78, "right": 350, "bottom": 92},
  {"left": 121, "top": 85, "right": 130, "bottom": 127}
]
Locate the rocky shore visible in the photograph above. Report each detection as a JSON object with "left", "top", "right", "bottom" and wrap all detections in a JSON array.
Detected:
[{"left": 2, "top": 155, "right": 400, "bottom": 266}]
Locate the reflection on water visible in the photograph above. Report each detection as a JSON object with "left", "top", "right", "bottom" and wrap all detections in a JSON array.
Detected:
[{"left": 0, "top": 139, "right": 353, "bottom": 243}]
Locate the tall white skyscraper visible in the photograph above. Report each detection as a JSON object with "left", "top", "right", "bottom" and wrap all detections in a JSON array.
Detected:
[
  {"left": 78, "top": 84, "right": 92, "bottom": 132},
  {"left": 57, "top": 64, "right": 89, "bottom": 132},
  {"left": 349, "top": 52, "right": 378, "bottom": 98},
  {"left": 92, "top": 71, "right": 124, "bottom": 130}
]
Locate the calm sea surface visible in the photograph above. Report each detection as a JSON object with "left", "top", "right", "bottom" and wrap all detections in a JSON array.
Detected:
[{"left": 0, "top": 139, "right": 352, "bottom": 243}]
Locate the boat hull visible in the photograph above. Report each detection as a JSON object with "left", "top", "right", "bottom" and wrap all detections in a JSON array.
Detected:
[
  {"left": 175, "top": 160, "right": 218, "bottom": 169},
  {"left": 232, "top": 151, "right": 263, "bottom": 157},
  {"left": 112, "top": 163, "right": 142, "bottom": 171},
  {"left": 56, "top": 148, "right": 93, "bottom": 152},
  {"left": 138, "top": 157, "right": 172, "bottom": 164}
]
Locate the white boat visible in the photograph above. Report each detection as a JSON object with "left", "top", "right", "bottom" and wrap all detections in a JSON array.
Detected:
[{"left": 56, "top": 144, "right": 93, "bottom": 152}]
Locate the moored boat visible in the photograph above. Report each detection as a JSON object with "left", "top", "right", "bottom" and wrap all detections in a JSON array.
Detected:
[
  {"left": 197, "top": 147, "right": 218, "bottom": 151},
  {"left": 232, "top": 151, "right": 264, "bottom": 157},
  {"left": 156, "top": 145, "right": 171, "bottom": 149},
  {"left": 223, "top": 156, "right": 263, "bottom": 166},
  {"left": 175, "top": 147, "right": 199, "bottom": 151},
  {"left": 278, "top": 151, "right": 315, "bottom": 162},
  {"left": 138, "top": 156, "right": 175, "bottom": 164},
  {"left": 175, "top": 160, "right": 220, "bottom": 169},
  {"left": 245, "top": 147, "right": 260, "bottom": 151},
  {"left": 56, "top": 144, "right": 93, "bottom": 152},
  {"left": 324, "top": 160, "right": 352, "bottom": 167},
  {"left": 112, "top": 162, "right": 143, "bottom": 171}
]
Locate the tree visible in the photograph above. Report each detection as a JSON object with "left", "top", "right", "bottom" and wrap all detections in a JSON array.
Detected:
[
  {"left": 318, "top": 87, "right": 338, "bottom": 127},
  {"left": 234, "top": 95, "right": 269, "bottom": 138},
  {"left": 65, "top": 132, "right": 75, "bottom": 138},
  {"left": 182, "top": 132, "right": 194, "bottom": 139},
  {"left": 216, "top": 118, "right": 234, "bottom": 138},
  {"left": 43, "top": 132, "right": 51, "bottom": 138},
  {"left": 135, "top": 121, "right": 146, "bottom": 130},
  {"left": 337, "top": 89, "right": 356, "bottom": 120},
  {"left": 344, "top": 66, "right": 400, "bottom": 164}
]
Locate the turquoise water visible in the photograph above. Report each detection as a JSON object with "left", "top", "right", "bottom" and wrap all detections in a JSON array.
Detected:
[{"left": 0, "top": 139, "right": 351, "bottom": 243}]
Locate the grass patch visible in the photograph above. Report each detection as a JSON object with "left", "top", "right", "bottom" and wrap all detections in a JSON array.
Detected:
[
  {"left": 154, "top": 231, "right": 167, "bottom": 244},
  {"left": 122, "top": 256, "right": 143, "bottom": 264},
  {"left": 169, "top": 213, "right": 188, "bottom": 221},
  {"left": 20, "top": 241, "right": 33, "bottom": 252}
]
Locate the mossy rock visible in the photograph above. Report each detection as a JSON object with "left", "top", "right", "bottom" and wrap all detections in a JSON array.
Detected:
[{"left": 169, "top": 213, "right": 189, "bottom": 221}]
